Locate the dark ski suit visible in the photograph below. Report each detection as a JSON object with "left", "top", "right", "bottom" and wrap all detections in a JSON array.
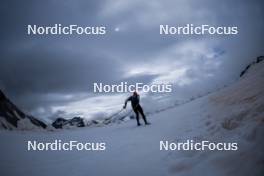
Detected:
[{"left": 124, "top": 94, "right": 148, "bottom": 126}]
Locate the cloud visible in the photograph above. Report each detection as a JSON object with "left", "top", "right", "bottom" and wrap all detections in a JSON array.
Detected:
[{"left": 0, "top": 0, "right": 263, "bottom": 120}]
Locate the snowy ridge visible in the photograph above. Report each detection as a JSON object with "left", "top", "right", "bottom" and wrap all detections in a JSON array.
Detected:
[{"left": 0, "top": 90, "right": 47, "bottom": 130}]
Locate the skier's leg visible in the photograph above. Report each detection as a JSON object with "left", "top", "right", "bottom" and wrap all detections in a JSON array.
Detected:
[
  {"left": 133, "top": 108, "right": 141, "bottom": 126},
  {"left": 137, "top": 105, "right": 149, "bottom": 124}
]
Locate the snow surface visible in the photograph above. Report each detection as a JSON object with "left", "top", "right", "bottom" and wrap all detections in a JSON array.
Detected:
[{"left": 0, "top": 62, "right": 263, "bottom": 176}]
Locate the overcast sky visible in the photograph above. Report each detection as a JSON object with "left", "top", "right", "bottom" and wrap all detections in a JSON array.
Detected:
[{"left": 0, "top": 0, "right": 263, "bottom": 122}]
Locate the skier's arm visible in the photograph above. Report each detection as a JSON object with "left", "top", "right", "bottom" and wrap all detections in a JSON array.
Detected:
[{"left": 123, "top": 96, "right": 131, "bottom": 109}]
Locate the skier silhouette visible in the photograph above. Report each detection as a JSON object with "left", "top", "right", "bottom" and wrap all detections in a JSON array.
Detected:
[{"left": 123, "top": 91, "right": 150, "bottom": 126}]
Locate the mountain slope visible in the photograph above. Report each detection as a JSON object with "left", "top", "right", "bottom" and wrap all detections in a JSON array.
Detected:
[
  {"left": 0, "top": 60, "right": 263, "bottom": 176},
  {"left": 0, "top": 90, "right": 47, "bottom": 130}
]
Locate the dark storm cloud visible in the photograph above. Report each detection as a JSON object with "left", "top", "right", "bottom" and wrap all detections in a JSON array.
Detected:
[
  {"left": 0, "top": 0, "right": 263, "bottom": 119},
  {"left": 0, "top": 0, "right": 104, "bottom": 38},
  {"left": 0, "top": 44, "right": 121, "bottom": 95}
]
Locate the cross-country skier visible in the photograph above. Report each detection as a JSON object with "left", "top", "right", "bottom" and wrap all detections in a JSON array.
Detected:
[{"left": 123, "top": 91, "right": 150, "bottom": 126}]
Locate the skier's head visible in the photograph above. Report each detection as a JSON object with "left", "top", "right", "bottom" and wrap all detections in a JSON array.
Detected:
[{"left": 133, "top": 91, "right": 138, "bottom": 96}]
